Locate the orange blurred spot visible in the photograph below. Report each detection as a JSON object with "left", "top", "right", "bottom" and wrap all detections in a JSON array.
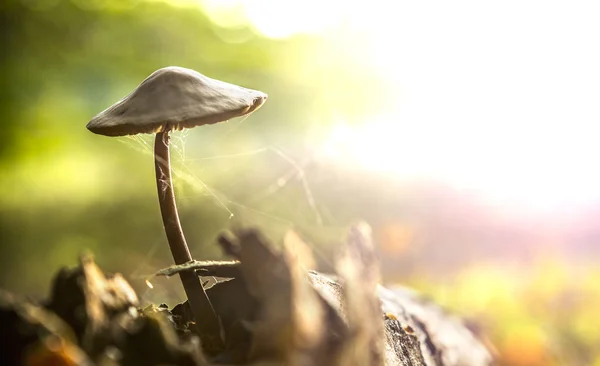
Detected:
[
  {"left": 501, "top": 324, "right": 548, "bottom": 366},
  {"left": 24, "top": 336, "right": 89, "bottom": 366},
  {"left": 378, "top": 222, "right": 414, "bottom": 256}
]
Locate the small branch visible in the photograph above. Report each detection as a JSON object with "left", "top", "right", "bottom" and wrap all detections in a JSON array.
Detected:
[{"left": 153, "top": 260, "right": 241, "bottom": 278}]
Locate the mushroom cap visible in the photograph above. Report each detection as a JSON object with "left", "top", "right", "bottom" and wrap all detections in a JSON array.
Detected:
[{"left": 86, "top": 66, "right": 268, "bottom": 137}]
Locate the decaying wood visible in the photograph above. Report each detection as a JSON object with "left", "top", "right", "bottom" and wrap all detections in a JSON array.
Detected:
[
  {"left": 175, "top": 224, "right": 494, "bottom": 365},
  {"left": 0, "top": 225, "right": 494, "bottom": 365},
  {"left": 334, "top": 222, "right": 385, "bottom": 366}
]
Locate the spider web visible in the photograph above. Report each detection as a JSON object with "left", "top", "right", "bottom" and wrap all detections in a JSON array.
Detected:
[
  {"left": 118, "top": 119, "right": 328, "bottom": 299},
  {"left": 118, "top": 125, "right": 322, "bottom": 224}
]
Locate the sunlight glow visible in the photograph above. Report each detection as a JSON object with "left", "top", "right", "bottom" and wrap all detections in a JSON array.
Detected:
[
  {"left": 215, "top": 0, "right": 600, "bottom": 212},
  {"left": 320, "top": 117, "right": 600, "bottom": 212},
  {"left": 200, "top": 0, "right": 341, "bottom": 38}
]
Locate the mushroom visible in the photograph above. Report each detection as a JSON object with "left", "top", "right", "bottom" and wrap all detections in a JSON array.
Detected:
[{"left": 86, "top": 66, "right": 267, "bottom": 349}]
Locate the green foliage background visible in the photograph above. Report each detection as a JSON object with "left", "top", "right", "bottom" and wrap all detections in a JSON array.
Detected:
[{"left": 0, "top": 0, "right": 387, "bottom": 292}]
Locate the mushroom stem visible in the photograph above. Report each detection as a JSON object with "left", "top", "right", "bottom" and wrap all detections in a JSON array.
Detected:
[{"left": 154, "top": 130, "right": 223, "bottom": 348}]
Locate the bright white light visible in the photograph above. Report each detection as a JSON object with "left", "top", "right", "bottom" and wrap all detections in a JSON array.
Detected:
[
  {"left": 242, "top": 0, "right": 341, "bottom": 38},
  {"left": 200, "top": 0, "right": 340, "bottom": 38},
  {"left": 238, "top": 0, "right": 600, "bottom": 212},
  {"left": 322, "top": 116, "right": 600, "bottom": 212}
]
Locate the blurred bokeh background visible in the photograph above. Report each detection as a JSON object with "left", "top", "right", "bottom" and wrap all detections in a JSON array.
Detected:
[{"left": 1, "top": 0, "right": 599, "bottom": 364}]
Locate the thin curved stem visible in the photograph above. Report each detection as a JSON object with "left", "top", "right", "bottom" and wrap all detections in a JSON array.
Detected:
[{"left": 154, "top": 130, "right": 223, "bottom": 349}]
